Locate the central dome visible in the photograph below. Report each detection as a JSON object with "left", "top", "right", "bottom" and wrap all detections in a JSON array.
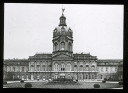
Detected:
[
  {"left": 53, "top": 26, "right": 72, "bottom": 38},
  {"left": 56, "top": 26, "right": 69, "bottom": 32}
]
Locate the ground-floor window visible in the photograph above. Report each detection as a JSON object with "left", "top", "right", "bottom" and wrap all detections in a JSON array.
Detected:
[
  {"left": 27, "top": 75, "right": 28, "bottom": 80},
  {"left": 73, "top": 74, "right": 77, "bottom": 80},
  {"left": 85, "top": 74, "right": 88, "bottom": 79},
  {"left": 13, "top": 75, "right": 14, "bottom": 79},
  {"left": 80, "top": 74, "right": 83, "bottom": 80},
  {"left": 31, "top": 74, "right": 33, "bottom": 80},
  {"left": 22, "top": 75, "right": 24, "bottom": 80},
  {"left": 101, "top": 74, "right": 103, "bottom": 79},
  {"left": 54, "top": 75, "right": 58, "bottom": 79},
  {"left": 92, "top": 74, "right": 95, "bottom": 79}
]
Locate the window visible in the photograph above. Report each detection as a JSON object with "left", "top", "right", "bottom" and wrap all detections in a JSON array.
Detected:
[
  {"left": 49, "top": 65, "right": 51, "bottom": 67},
  {"left": 101, "top": 74, "right": 103, "bottom": 79},
  {"left": 101, "top": 67, "right": 103, "bottom": 72},
  {"left": 62, "top": 19, "right": 64, "bottom": 23},
  {"left": 115, "top": 67, "right": 117, "bottom": 72},
  {"left": 42, "top": 65, "right": 46, "bottom": 71},
  {"left": 86, "top": 65, "right": 89, "bottom": 71},
  {"left": 18, "top": 66, "right": 20, "bottom": 72},
  {"left": 31, "top": 65, "right": 34, "bottom": 71},
  {"left": 7, "top": 66, "right": 11, "bottom": 72},
  {"left": 74, "top": 65, "right": 77, "bottom": 71},
  {"left": 92, "top": 75, "right": 95, "bottom": 79},
  {"left": 54, "top": 42, "right": 58, "bottom": 51},
  {"left": 13, "top": 67, "right": 15, "bottom": 72},
  {"left": 97, "top": 67, "right": 99, "bottom": 71},
  {"left": 68, "top": 43, "right": 72, "bottom": 51},
  {"left": 80, "top": 65, "right": 83, "bottom": 71},
  {"left": 74, "top": 65, "right": 77, "bottom": 67},
  {"left": 37, "top": 65, "right": 40, "bottom": 71},
  {"left": 106, "top": 62, "right": 109, "bottom": 65},
  {"left": 86, "top": 75, "right": 88, "bottom": 79},
  {"left": 54, "top": 63, "right": 59, "bottom": 71},
  {"left": 61, "top": 19, "right": 62, "bottom": 23},
  {"left": 67, "top": 63, "right": 71, "bottom": 71},
  {"left": 106, "top": 67, "right": 108, "bottom": 72},
  {"left": 22, "top": 67, "right": 24, "bottom": 72},
  {"left": 91, "top": 65, "right": 95, "bottom": 71},
  {"left": 48, "top": 65, "right": 51, "bottom": 71},
  {"left": 61, "top": 42, "right": 65, "bottom": 50},
  {"left": 61, "top": 64, "right": 65, "bottom": 71},
  {"left": 17, "top": 75, "right": 19, "bottom": 79},
  {"left": 110, "top": 67, "right": 112, "bottom": 72}
]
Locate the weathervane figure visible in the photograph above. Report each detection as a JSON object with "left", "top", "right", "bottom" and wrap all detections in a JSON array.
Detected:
[{"left": 62, "top": 5, "right": 65, "bottom": 15}]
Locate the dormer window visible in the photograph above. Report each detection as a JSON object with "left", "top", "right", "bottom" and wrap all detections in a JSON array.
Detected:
[{"left": 61, "top": 42, "right": 65, "bottom": 50}]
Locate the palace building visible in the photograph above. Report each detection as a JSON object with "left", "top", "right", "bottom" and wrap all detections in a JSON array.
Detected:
[{"left": 3, "top": 9, "right": 123, "bottom": 81}]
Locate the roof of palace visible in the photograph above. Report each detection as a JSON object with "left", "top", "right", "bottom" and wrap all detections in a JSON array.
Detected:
[
  {"left": 97, "top": 59, "right": 123, "bottom": 63},
  {"left": 4, "top": 53, "right": 123, "bottom": 64},
  {"left": 4, "top": 59, "right": 29, "bottom": 66}
]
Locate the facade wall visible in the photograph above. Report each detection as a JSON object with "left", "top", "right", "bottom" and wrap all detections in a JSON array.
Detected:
[{"left": 4, "top": 59, "right": 123, "bottom": 81}]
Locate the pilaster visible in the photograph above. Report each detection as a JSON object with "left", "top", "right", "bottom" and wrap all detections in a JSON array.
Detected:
[{"left": 35, "top": 62, "right": 36, "bottom": 71}]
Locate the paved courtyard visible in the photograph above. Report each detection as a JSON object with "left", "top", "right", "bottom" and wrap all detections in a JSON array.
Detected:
[{"left": 3, "top": 81, "right": 123, "bottom": 89}]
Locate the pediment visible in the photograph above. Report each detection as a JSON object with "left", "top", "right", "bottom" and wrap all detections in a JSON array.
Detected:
[{"left": 52, "top": 53, "right": 73, "bottom": 61}]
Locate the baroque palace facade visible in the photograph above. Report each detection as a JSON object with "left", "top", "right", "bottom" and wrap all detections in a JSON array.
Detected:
[{"left": 3, "top": 9, "right": 123, "bottom": 81}]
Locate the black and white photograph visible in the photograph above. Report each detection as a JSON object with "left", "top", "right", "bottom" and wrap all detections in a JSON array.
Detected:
[{"left": 3, "top": 3, "right": 123, "bottom": 89}]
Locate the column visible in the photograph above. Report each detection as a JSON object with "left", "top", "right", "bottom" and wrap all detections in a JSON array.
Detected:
[
  {"left": 57, "top": 42, "right": 59, "bottom": 51},
  {"left": 40, "top": 62, "right": 42, "bottom": 71},
  {"left": 96, "top": 73, "right": 97, "bottom": 80},
  {"left": 58, "top": 42, "right": 60, "bottom": 50},
  {"left": 59, "top": 42, "right": 61, "bottom": 50},
  {"left": 65, "top": 41, "right": 67, "bottom": 50},
  {"left": 29, "top": 62, "right": 31, "bottom": 71},
  {"left": 83, "top": 72, "right": 85, "bottom": 81},
  {"left": 31, "top": 74, "right": 33, "bottom": 80},
  {"left": 35, "top": 62, "right": 36, "bottom": 71},
  {"left": 27, "top": 75, "right": 28, "bottom": 80}
]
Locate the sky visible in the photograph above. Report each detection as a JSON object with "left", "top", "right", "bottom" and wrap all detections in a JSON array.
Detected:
[{"left": 4, "top": 3, "right": 123, "bottom": 59}]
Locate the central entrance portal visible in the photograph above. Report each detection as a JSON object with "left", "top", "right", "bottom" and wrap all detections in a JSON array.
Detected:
[{"left": 60, "top": 73, "right": 65, "bottom": 79}]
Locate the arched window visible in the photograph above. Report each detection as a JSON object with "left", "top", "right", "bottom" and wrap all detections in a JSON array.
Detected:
[
  {"left": 54, "top": 42, "right": 58, "bottom": 51},
  {"left": 61, "top": 63, "right": 65, "bottom": 71},
  {"left": 61, "top": 42, "right": 65, "bottom": 50},
  {"left": 91, "top": 65, "right": 95, "bottom": 71},
  {"left": 67, "top": 63, "right": 71, "bottom": 71},
  {"left": 13, "top": 67, "right": 15, "bottom": 72},
  {"left": 31, "top": 65, "right": 34, "bottom": 72},
  {"left": 79, "top": 65, "right": 83, "bottom": 71},
  {"left": 62, "top": 19, "right": 64, "bottom": 23},
  {"left": 37, "top": 65, "right": 40, "bottom": 71},
  {"left": 86, "top": 65, "right": 89, "bottom": 71},
  {"left": 54, "top": 63, "right": 59, "bottom": 71},
  {"left": 42, "top": 65, "right": 46, "bottom": 71},
  {"left": 80, "top": 74, "right": 83, "bottom": 80},
  {"left": 68, "top": 43, "right": 72, "bottom": 51},
  {"left": 60, "top": 19, "right": 62, "bottom": 23},
  {"left": 74, "top": 64, "right": 77, "bottom": 71}
]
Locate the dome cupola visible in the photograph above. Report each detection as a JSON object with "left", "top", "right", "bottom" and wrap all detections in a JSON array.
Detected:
[{"left": 59, "top": 8, "right": 67, "bottom": 26}]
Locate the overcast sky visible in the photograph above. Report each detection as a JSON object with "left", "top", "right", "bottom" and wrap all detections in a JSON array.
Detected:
[{"left": 4, "top": 3, "right": 123, "bottom": 59}]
